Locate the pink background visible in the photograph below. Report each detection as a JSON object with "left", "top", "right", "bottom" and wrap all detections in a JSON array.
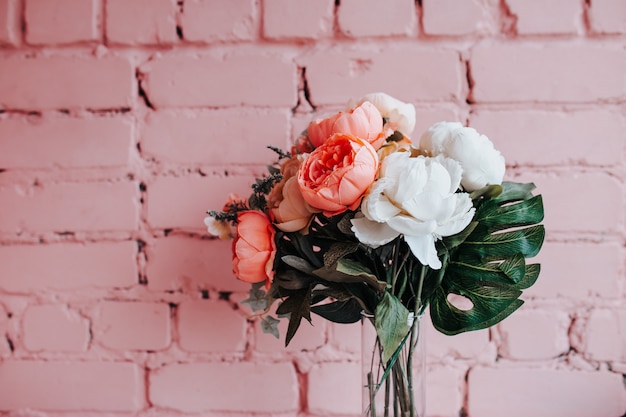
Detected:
[{"left": 0, "top": 0, "right": 625, "bottom": 416}]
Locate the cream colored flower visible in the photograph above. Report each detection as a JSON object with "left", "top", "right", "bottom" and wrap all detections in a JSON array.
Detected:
[
  {"left": 418, "top": 122, "right": 505, "bottom": 192},
  {"left": 357, "top": 92, "right": 416, "bottom": 137},
  {"left": 351, "top": 152, "right": 475, "bottom": 269}
]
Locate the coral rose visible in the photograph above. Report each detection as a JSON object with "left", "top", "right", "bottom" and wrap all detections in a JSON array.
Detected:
[
  {"left": 232, "top": 211, "right": 276, "bottom": 288},
  {"left": 298, "top": 133, "right": 379, "bottom": 216},
  {"left": 306, "top": 101, "right": 386, "bottom": 151}
]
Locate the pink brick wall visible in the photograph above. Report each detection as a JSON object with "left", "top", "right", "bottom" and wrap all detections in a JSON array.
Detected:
[{"left": 0, "top": 1, "right": 624, "bottom": 416}]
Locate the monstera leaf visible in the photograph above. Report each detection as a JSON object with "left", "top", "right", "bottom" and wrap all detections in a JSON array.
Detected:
[{"left": 429, "top": 182, "right": 545, "bottom": 335}]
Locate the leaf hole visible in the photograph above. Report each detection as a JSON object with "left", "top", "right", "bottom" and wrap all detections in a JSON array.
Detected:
[{"left": 447, "top": 293, "right": 473, "bottom": 311}]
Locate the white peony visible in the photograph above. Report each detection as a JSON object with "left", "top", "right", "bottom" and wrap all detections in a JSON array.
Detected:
[
  {"left": 418, "top": 122, "right": 505, "bottom": 192},
  {"left": 358, "top": 92, "right": 416, "bottom": 137},
  {"left": 351, "top": 152, "right": 475, "bottom": 269}
]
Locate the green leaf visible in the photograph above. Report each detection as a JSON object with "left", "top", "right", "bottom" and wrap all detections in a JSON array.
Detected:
[
  {"left": 323, "top": 242, "right": 359, "bottom": 267},
  {"left": 240, "top": 284, "right": 268, "bottom": 312},
  {"left": 470, "top": 184, "right": 503, "bottom": 201},
  {"left": 311, "top": 299, "right": 363, "bottom": 323},
  {"left": 474, "top": 195, "right": 544, "bottom": 232},
  {"left": 281, "top": 255, "right": 315, "bottom": 274},
  {"left": 498, "top": 253, "right": 526, "bottom": 283},
  {"left": 313, "top": 258, "right": 387, "bottom": 291},
  {"left": 512, "top": 263, "right": 540, "bottom": 290},
  {"left": 275, "top": 288, "right": 313, "bottom": 347},
  {"left": 274, "top": 269, "right": 314, "bottom": 290},
  {"left": 461, "top": 225, "right": 545, "bottom": 260},
  {"left": 438, "top": 221, "right": 478, "bottom": 255},
  {"left": 375, "top": 292, "right": 410, "bottom": 363},
  {"left": 260, "top": 316, "right": 280, "bottom": 339},
  {"left": 493, "top": 182, "right": 536, "bottom": 203},
  {"left": 430, "top": 281, "right": 523, "bottom": 335},
  {"left": 427, "top": 181, "right": 545, "bottom": 335}
]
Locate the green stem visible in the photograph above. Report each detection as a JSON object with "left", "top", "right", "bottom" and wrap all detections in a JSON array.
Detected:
[{"left": 407, "top": 264, "right": 427, "bottom": 417}]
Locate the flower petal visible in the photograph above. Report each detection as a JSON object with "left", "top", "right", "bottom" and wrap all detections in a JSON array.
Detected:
[
  {"left": 351, "top": 215, "right": 400, "bottom": 248},
  {"left": 361, "top": 179, "right": 402, "bottom": 222},
  {"left": 404, "top": 234, "right": 442, "bottom": 269}
]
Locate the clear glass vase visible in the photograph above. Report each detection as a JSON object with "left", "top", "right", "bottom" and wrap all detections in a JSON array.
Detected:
[{"left": 361, "top": 312, "right": 425, "bottom": 417}]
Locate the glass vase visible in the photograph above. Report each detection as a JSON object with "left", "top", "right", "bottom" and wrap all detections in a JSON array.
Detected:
[{"left": 361, "top": 312, "right": 425, "bottom": 417}]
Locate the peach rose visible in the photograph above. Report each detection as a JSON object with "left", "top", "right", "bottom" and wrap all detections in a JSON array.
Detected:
[
  {"left": 298, "top": 133, "right": 379, "bottom": 216},
  {"left": 267, "top": 155, "right": 319, "bottom": 232},
  {"left": 270, "top": 176, "right": 318, "bottom": 232},
  {"left": 306, "top": 101, "right": 386, "bottom": 151},
  {"left": 232, "top": 211, "right": 276, "bottom": 288}
]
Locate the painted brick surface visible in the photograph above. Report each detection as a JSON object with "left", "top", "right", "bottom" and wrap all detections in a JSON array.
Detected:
[
  {"left": 263, "top": 0, "right": 334, "bottom": 40},
  {"left": 468, "top": 368, "right": 626, "bottom": 417},
  {"left": 0, "top": 56, "right": 135, "bottom": 110},
  {"left": 506, "top": 0, "right": 583, "bottom": 34},
  {"left": 422, "top": 0, "right": 488, "bottom": 35},
  {"left": 0, "top": 361, "right": 145, "bottom": 411},
  {"left": 180, "top": 0, "right": 256, "bottom": 42},
  {"left": 472, "top": 43, "right": 625, "bottom": 102},
  {"left": 338, "top": 0, "right": 417, "bottom": 37},
  {"left": 0, "top": 1, "right": 624, "bottom": 416},
  {"left": 25, "top": 0, "right": 99, "bottom": 45},
  {"left": 0, "top": 242, "right": 137, "bottom": 292},
  {"left": 150, "top": 362, "right": 299, "bottom": 412},
  {"left": 23, "top": 304, "right": 90, "bottom": 352},
  {"left": 106, "top": 0, "right": 177, "bottom": 45},
  {"left": 96, "top": 301, "right": 171, "bottom": 350},
  {"left": 0, "top": 116, "right": 134, "bottom": 169},
  {"left": 177, "top": 300, "right": 247, "bottom": 352},
  {"left": 0, "top": 0, "right": 20, "bottom": 45}
]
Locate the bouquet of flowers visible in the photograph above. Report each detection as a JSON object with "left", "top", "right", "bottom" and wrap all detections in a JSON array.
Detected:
[{"left": 205, "top": 93, "right": 545, "bottom": 416}]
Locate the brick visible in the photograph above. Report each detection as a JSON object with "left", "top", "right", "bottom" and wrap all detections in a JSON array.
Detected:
[
  {"left": 498, "top": 309, "right": 570, "bottom": 360},
  {"left": 468, "top": 367, "right": 626, "bottom": 417},
  {"left": 590, "top": 0, "right": 626, "bottom": 33},
  {"left": 150, "top": 362, "right": 299, "bottom": 412},
  {"left": 0, "top": 56, "right": 134, "bottom": 110},
  {"left": 0, "top": 360, "right": 145, "bottom": 411},
  {"left": 528, "top": 241, "right": 621, "bottom": 300},
  {"left": 263, "top": 0, "right": 333, "bottom": 40},
  {"left": 146, "top": 237, "right": 249, "bottom": 292},
  {"left": 303, "top": 47, "right": 462, "bottom": 105},
  {"left": 147, "top": 175, "right": 252, "bottom": 230},
  {"left": 338, "top": 0, "right": 416, "bottom": 37},
  {"left": 25, "top": 0, "right": 98, "bottom": 45},
  {"left": 0, "top": 0, "right": 20, "bottom": 45},
  {"left": 143, "top": 109, "right": 290, "bottom": 165},
  {"left": 414, "top": 107, "right": 461, "bottom": 138},
  {"left": 0, "top": 305, "right": 10, "bottom": 356},
  {"left": 329, "top": 321, "right": 360, "bottom": 353},
  {"left": 0, "top": 182, "right": 139, "bottom": 233},
  {"left": 0, "top": 116, "right": 133, "bottom": 169},
  {"left": 506, "top": 0, "right": 582, "bottom": 34},
  {"left": 425, "top": 314, "right": 493, "bottom": 361},
  {"left": 427, "top": 367, "right": 465, "bottom": 417},
  {"left": 471, "top": 110, "right": 624, "bottom": 166},
  {"left": 585, "top": 308, "right": 626, "bottom": 362},
  {"left": 422, "top": 0, "right": 488, "bottom": 35},
  {"left": 180, "top": 0, "right": 256, "bottom": 42},
  {"left": 308, "top": 362, "right": 360, "bottom": 415},
  {"left": 96, "top": 301, "right": 170, "bottom": 350},
  {"left": 525, "top": 172, "right": 623, "bottom": 234},
  {"left": 23, "top": 304, "right": 90, "bottom": 352},
  {"left": 106, "top": 0, "right": 177, "bottom": 45},
  {"left": 472, "top": 43, "right": 625, "bottom": 102},
  {"left": 0, "top": 242, "right": 137, "bottom": 292},
  {"left": 142, "top": 53, "right": 297, "bottom": 108},
  {"left": 178, "top": 300, "right": 246, "bottom": 352}
]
